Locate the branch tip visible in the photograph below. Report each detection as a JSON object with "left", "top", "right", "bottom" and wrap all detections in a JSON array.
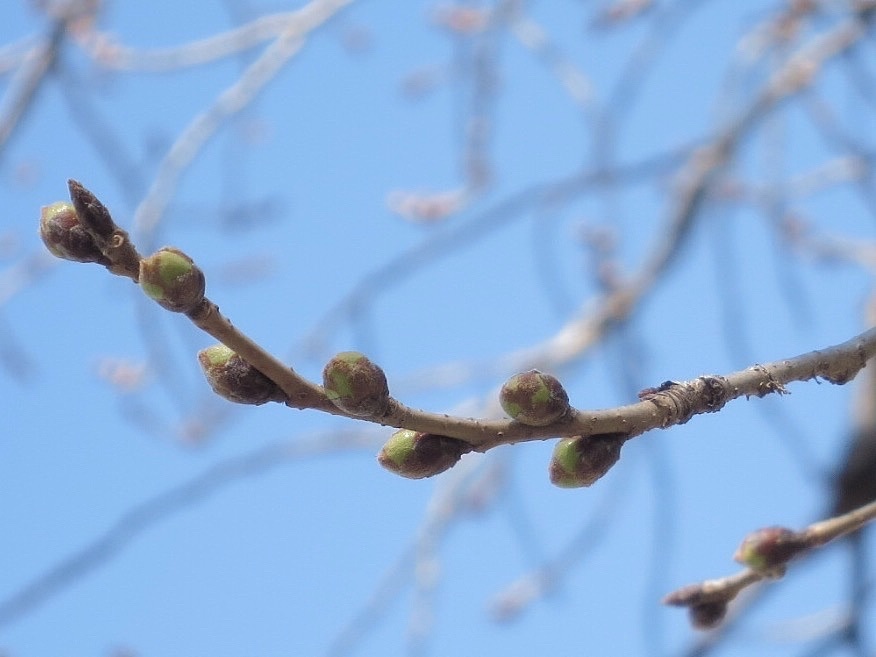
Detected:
[{"left": 67, "top": 179, "right": 116, "bottom": 237}]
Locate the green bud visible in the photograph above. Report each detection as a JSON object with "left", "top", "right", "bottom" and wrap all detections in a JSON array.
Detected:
[
  {"left": 322, "top": 351, "right": 390, "bottom": 416},
  {"left": 39, "top": 201, "right": 109, "bottom": 265},
  {"left": 197, "top": 343, "right": 285, "bottom": 405},
  {"left": 500, "top": 370, "right": 570, "bottom": 426},
  {"left": 139, "top": 247, "right": 206, "bottom": 312},
  {"left": 734, "top": 526, "right": 805, "bottom": 574},
  {"left": 549, "top": 433, "right": 625, "bottom": 488},
  {"left": 378, "top": 429, "right": 471, "bottom": 479}
]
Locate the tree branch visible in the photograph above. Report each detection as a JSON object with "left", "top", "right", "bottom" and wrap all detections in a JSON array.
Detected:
[
  {"left": 664, "top": 497, "right": 876, "bottom": 629},
  {"left": 46, "top": 182, "right": 876, "bottom": 464}
]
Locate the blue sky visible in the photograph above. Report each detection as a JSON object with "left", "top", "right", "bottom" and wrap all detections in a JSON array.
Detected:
[{"left": 1, "top": 1, "right": 874, "bottom": 656}]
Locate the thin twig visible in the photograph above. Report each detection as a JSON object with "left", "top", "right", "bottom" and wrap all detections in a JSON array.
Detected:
[
  {"left": 664, "top": 498, "right": 876, "bottom": 626},
  {"left": 132, "top": 0, "right": 354, "bottom": 249},
  {"left": 69, "top": 183, "right": 876, "bottom": 450},
  {"left": 0, "top": 18, "right": 66, "bottom": 157},
  {"left": 0, "top": 429, "right": 383, "bottom": 629}
]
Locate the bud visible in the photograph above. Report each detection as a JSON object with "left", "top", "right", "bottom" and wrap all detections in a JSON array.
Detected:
[
  {"left": 500, "top": 370, "right": 570, "bottom": 426},
  {"left": 322, "top": 351, "right": 390, "bottom": 416},
  {"left": 39, "top": 201, "right": 109, "bottom": 265},
  {"left": 549, "top": 433, "right": 625, "bottom": 488},
  {"left": 734, "top": 526, "right": 805, "bottom": 574},
  {"left": 197, "top": 343, "right": 285, "bottom": 405},
  {"left": 689, "top": 601, "right": 727, "bottom": 630},
  {"left": 377, "top": 429, "right": 472, "bottom": 479},
  {"left": 139, "top": 247, "right": 206, "bottom": 312},
  {"left": 67, "top": 179, "right": 115, "bottom": 237}
]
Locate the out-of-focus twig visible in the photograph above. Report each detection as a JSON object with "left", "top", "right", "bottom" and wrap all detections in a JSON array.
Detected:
[
  {"left": 324, "top": 453, "right": 504, "bottom": 657},
  {"left": 0, "top": 428, "right": 384, "bottom": 629},
  {"left": 501, "top": 2, "right": 876, "bottom": 373},
  {"left": 0, "top": 18, "right": 67, "bottom": 157},
  {"left": 132, "top": 0, "right": 354, "bottom": 248},
  {"left": 78, "top": 6, "right": 340, "bottom": 71},
  {"left": 0, "top": 252, "right": 55, "bottom": 307},
  {"left": 664, "top": 497, "right": 876, "bottom": 628}
]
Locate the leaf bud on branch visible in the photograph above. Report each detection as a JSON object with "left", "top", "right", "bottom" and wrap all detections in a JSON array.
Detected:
[
  {"left": 39, "top": 201, "right": 110, "bottom": 266},
  {"left": 500, "top": 370, "right": 570, "bottom": 426},
  {"left": 378, "top": 429, "right": 472, "bottom": 479},
  {"left": 549, "top": 433, "right": 626, "bottom": 488},
  {"left": 733, "top": 526, "right": 807, "bottom": 575},
  {"left": 197, "top": 344, "right": 286, "bottom": 405},
  {"left": 688, "top": 601, "right": 728, "bottom": 630},
  {"left": 322, "top": 351, "right": 390, "bottom": 417},
  {"left": 140, "top": 247, "right": 206, "bottom": 313},
  {"left": 67, "top": 178, "right": 116, "bottom": 238}
]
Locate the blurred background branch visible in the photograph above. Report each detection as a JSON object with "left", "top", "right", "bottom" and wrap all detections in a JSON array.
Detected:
[{"left": 2, "top": 1, "right": 876, "bottom": 656}]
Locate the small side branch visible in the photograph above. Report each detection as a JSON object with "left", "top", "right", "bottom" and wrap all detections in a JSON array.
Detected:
[{"left": 664, "top": 498, "right": 876, "bottom": 628}]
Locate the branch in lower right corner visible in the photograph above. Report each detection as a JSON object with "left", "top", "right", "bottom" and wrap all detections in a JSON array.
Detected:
[{"left": 664, "top": 498, "right": 876, "bottom": 629}]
